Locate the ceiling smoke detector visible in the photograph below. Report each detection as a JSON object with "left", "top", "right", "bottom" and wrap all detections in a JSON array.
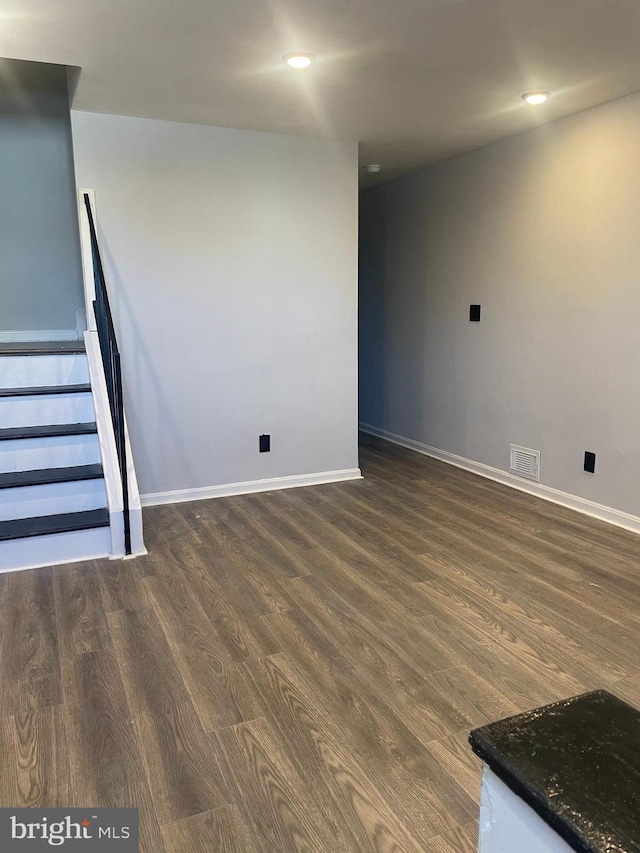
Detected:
[{"left": 365, "top": 164, "right": 382, "bottom": 174}]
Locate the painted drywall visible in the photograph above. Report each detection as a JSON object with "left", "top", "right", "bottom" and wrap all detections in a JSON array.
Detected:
[
  {"left": 0, "top": 59, "right": 84, "bottom": 332},
  {"left": 71, "top": 112, "right": 359, "bottom": 496},
  {"left": 359, "top": 91, "right": 640, "bottom": 517}
]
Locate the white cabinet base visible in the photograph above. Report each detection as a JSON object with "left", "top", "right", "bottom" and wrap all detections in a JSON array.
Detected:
[{"left": 479, "top": 767, "right": 573, "bottom": 853}]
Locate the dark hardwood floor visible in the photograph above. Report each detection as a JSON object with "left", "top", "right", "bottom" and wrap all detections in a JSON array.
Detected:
[{"left": 2, "top": 432, "right": 640, "bottom": 851}]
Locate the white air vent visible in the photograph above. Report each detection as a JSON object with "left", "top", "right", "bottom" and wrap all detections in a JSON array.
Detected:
[{"left": 509, "top": 444, "right": 540, "bottom": 481}]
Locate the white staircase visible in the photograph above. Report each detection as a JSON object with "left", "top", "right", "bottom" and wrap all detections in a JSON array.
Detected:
[
  {"left": 0, "top": 189, "right": 146, "bottom": 573},
  {"left": 0, "top": 340, "right": 112, "bottom": 572}
]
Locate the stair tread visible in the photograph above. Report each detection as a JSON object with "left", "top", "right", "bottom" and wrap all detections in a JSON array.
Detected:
[
  {"left": 0, "top": 508, "right": 110, "bottom": 542},
  {"left": 0, "top": 384, "right": 91, "bottom": 397},
  {"left": 0, "top": 341, "right": 85, "bottom": 356},
  {"left": 0, "top": 464, "right": 103, "bottom": 490},
  {"left": 0, "top": 423, "right": 98, "bottom": 441}
]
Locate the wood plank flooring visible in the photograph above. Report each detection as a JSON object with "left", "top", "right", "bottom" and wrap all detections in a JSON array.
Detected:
[{"left": 2, "top": 432, "right": 640, "bottom": 851}]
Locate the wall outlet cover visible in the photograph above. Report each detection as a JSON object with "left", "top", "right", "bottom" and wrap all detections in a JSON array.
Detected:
[
  {"left": 470, "top": 304, "right": 481, "bottom": 322},
  {"left": 584, "top": 451, "right": 596, "bottom": 474},
  {"left": 259, "top": 434, "right": 271, "bottom": 453}
]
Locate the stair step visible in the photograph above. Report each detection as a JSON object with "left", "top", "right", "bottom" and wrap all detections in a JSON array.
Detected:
[
  {"left": 0, "top": 433, "right": 101, "bottom": 474},
  {"left": 0, "top": 392, "right": 96, "bottom": 429},
  {"left": 0, "top": 525, "right": 111, "bottom": 571},
  {"left": 0, "top": 341, "right": 85, "bottom": 356},
  {"left": 0, "top": 464, "right": 103, "bottom": 490},
  {"left": 0, "top": 423, "right": 97, "bottom": 441},
  {"left": 0, "top": 384, "right": 91, "bottom": 398},
  {"left": 0, "top": 508, "right": 110, "bottom": 542},
  {"left": 0, "top": 477, "right": 107, "bottom": 522},
  {"left": 0, "top": 354, "right": 90, "bottom": 391}
]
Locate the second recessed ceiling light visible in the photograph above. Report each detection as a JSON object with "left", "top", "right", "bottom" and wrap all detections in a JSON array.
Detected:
[
  {"left": 283, "top": 53, "right": 315, "bottom": 69},
  {"left": 522, "top": 91, "right": 550, "bottom": 105}
]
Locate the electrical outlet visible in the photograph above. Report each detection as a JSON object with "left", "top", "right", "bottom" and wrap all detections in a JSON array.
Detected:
[
  {"left": 470, "top": 304, "right": 481, "bottom": 322},
  {"left": 584, "top": 451, "right": 596, "bottom": 474},
  {"left": 259, "top": 434, "right": 271, "bottom": 453}
]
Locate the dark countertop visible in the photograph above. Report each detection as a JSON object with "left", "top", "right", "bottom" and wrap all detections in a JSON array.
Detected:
[{"left": 469, "top": 690, "right": 640, "bottom": 853}]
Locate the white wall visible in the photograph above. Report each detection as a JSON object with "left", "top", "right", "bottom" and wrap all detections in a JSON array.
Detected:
[
  {"left": 479, "top": 767, "right": 573, "bottom": 853},
  {"left": 0, "top": 60, "right": 84, "bottom": 332},
  {"left": 359, "top": 91, "right": 640, "bottom": 519},
  {"left": 71, "top": 112, "right": 359, "bottom": 499}
]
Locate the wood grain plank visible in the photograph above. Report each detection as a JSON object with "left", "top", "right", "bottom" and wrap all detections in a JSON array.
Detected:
[
  {"left": 424, "top": 613, "right": 572, "bottom": 711},
  {"left": 261, "top": 610, "right": 477, "bottom": 841},
  {"left": 148, "top": 525, "right": 281, "bottom": 661},
  {"left": 162, "top": 805, "right": 260, "bottom": 853},
  {"left": 422, "top": 666, "right": 518, "bottom": 740},
  {"left": 63, "top": 648, "right": 165, "bottom": 853},
  {"left": 609, "top": 679, "right": 640, "bottom": 710},
  {"left": 107, "top": 606, "right": 231, "bottom": 823},
  {"left": 242, "top": 652, "right": 428, "bottom": 852},
  {"left": 177, "top": 558, "right": 281, "bottom": 662},
  {"left": 419, "top": 552, "right": 640, "bottom": 679},
  {"left": 96, "top": 559, "right": 150, "bottom": 612},
  {"left": 363, "top": 476, "right": 585, "bottom": 592},
  {"left": 278, "top": 485, "right": 436, "bottom": 585},
  {"left": 282, "top": 577, "right": 506, "bottom": 745},
  {"left": 189, "top": 528, "right": 277, "bottom": 618},
  {"left": 0, "top": 706, "right": 69, "bottom": 808},
  {"left": 0, "top": 569, "right": 62, "bottom": 716},
  {"left": 430, "top": 821, "right": 479, "bottom": 852},
  {"left": 145, "top": 573, "right": 260, "bottom": 731},
  {"left": 414, "top": 576, "right": 590, "bottom": 694},
  {"left": 215, "top": 717, "right": 339, "bottom": 853},
  {"left": 425, "top": 731, "right": 484, "bottom": 805},
  {"left": 53, "top": 562, "right": 112, "bottom": 657}
]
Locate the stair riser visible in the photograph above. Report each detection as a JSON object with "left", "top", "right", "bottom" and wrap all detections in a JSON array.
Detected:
[
  {"left": 0, "top": 479, "right": 107, "bottom": 521},
  {"left": 0, "top": 526, "right": 111, "bottom": 573},
  {"left": 0, "top": 355, "right": 90, "bottom": 389},
  {"left": 0, "top": 434, "right": 101, "bottom": 473},
  {"left": 0, "top": 394, "right": 95, "bottom": 428}
]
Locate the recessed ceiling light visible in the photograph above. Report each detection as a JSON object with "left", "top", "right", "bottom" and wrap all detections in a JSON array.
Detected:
[
  {"left": 365, "top": 164, "right": 382, "bottom": 174},
  {"left": 283, "top": 53, "right": 315, "bottom": 70},
  {"left": 522, "top": 91, "right": 550, "bottom": 105}
]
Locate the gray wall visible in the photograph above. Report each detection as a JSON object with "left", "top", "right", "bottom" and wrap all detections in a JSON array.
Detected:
[
  {"left": 0, "top": 59, "right": 84, "bottom": 333},
  {"left": 71, "top": 111, "right": 359, "bottom": 497},
  {"left": 359, "top": 90, "right": 640, "bottom": 517}
]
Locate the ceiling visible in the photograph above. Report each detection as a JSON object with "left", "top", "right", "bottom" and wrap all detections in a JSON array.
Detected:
[{"left": 2, "top": 0, "right": 640, "bottom": 186}]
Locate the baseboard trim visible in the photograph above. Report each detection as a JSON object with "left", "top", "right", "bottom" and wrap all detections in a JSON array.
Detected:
[
  {"left": 141, "top": 467, "right": 363, "bottom": 507},
  {"left": 359, "top": 422, "right": 640, "bottom": 535},
  {"left": 0, "top": 330, "right": 79, "bottom": 342}
]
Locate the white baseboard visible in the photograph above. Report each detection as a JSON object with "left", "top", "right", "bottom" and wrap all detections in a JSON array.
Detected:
[
  {"left": 0, "top": 330, "right": 79, "bottom": 342},
  {"left": 141, "top": 467, "right": 363, "bottom": 507},
  {"left": 359, "top": 422, "right": 640, "bottom": 535}
]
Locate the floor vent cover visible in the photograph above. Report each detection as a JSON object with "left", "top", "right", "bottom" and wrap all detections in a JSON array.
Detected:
[{"left": 509, "top": 445, "right": 540, "bottom": 481}]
